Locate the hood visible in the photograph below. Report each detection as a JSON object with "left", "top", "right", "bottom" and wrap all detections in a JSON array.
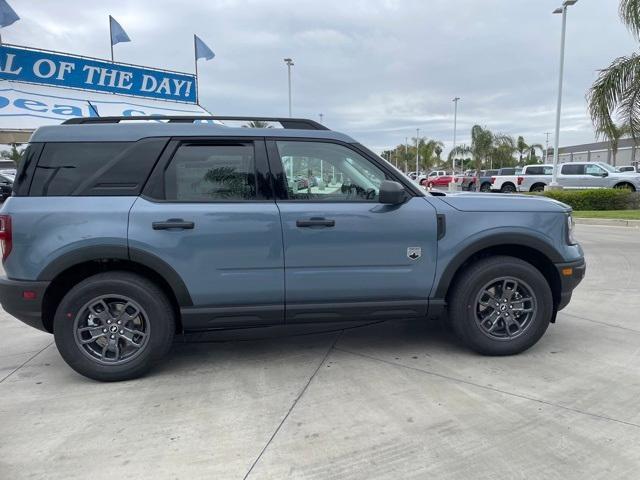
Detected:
[{"left": 437, "top": 192, "right": 571, "bottom": 212}]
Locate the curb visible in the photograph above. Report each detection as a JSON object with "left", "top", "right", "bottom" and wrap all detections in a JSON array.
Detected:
[{"left": 574, "top": 217, "right": 640, "bottom": 228}]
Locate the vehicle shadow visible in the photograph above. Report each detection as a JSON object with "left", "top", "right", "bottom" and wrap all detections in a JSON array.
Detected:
[{"left": 154, "top": 317, "right": 466, "bottom": 377}]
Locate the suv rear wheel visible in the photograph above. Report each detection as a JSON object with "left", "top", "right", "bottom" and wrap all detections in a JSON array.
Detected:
[
  {"left": 448, "top": 256, "right": 552, "bottom": 355},
  {"left": 53, "top": 272, "right": 175, "bottom": 381}
]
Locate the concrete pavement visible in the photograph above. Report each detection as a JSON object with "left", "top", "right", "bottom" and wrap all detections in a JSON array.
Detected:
[{"left": 1, "top": 224, "right": 639, "bottom": 479}]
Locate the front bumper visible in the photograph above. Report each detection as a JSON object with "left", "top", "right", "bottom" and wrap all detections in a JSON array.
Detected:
[
  {"left": 0, "top": 275, "right": 50, "bottom": 332},
  {"left": 555, "top": 258, "right": 586, "bottom": 311}
]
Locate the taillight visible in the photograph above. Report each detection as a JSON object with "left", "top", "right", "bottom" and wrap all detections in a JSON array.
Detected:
[
  {"left": 491, "top": 176, "right": 496, "bottom": 184},
  {"left": 517, "top": 176, "right": 524, "bottom": 185},
  {"left": 0, "top": 215, "right": 12, "bottom": 262}
]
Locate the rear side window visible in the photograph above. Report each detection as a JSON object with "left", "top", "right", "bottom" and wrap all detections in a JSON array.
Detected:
[
  {"left": 500, "top": 168, "right": 516, "bottom": 175},
  {"left": 163, "top": 143, "right": 256, "bottom": 201},
  {"left": 30, "top": 142, "right": 130, "bottom": 196},
  {"left": 561, "top": 164, "right": 584, "bottom": 175},
  {"left": 525, "top": 166, "right": 553, "bottom": 175}
]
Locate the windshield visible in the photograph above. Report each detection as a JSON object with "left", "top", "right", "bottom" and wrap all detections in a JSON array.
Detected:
[{"left": 598, "top": 163, "right": 618, "bottom": 173}]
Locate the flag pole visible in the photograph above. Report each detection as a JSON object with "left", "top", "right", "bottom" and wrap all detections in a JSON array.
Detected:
[
  {"left": 109, "top": 15, "right": 114, "bottom": 62},
  {"left": 193, "top": 34, "right": 199, "bottom": 104}
]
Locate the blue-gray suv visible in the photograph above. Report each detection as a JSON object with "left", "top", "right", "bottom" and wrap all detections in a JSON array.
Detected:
[{"left": 0, "top": 116, "right": 585, "bottom": 381}]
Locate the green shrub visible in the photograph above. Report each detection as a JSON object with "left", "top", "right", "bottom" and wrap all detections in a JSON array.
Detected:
[{"left": 532, "top": 189, "right": 636, "bottom": 211}]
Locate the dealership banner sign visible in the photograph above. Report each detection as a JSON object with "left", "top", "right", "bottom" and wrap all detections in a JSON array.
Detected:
[
  {"left": 0, "top": 45, "right": 197, "bottom": 104},
  {"left": 0, "top": 82, "right": 209, "bottom": 129}
]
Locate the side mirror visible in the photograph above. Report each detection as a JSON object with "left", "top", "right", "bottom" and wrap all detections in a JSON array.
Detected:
[
  {"left": 602, "top": 171, "right": 608, "bottom": 177},
  {"left": 379, "top": 180, "right": 407, "bottom": 205}
]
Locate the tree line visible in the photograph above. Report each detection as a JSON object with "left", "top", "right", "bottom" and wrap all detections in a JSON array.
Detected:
[{"left": 382, "top": 129, "right": 544, "bottom": 173}]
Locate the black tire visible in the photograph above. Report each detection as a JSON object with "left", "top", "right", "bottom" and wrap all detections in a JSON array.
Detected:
[
  {"left": 479, "top": 182, "right": 491, "bottom": 192},
  {"left": 530, "top": 183, "right": 546, "bottom": 193},
  {"left": 468, "top": 182, "right": 476, "bottom": 192},
  {"left": 500, "top": 183, "right": 516, "bottom": 193},
  {"left": 53, "top": 271, "right": 175, "bottom": 381},
  {"left": 614, "top": 182, "right": 636, "bottom": 192},
  {"left": 448, "top": 256, "right": 553, "bottom": 355}
]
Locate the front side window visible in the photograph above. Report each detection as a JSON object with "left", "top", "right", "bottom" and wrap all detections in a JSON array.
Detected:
[
  {"left": 276, "top": 141, "right": 386, "bottom": 201},
  {"left": 164, "top": 143, "right": 256, "bottom": 201},
  {"left": 586, "top": 164, "right": 606, "bottom": 176}
]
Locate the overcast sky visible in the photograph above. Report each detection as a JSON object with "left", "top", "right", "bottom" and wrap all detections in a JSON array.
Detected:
[{"left": 6, "top": 0, "right": 637, "bottom": 154}]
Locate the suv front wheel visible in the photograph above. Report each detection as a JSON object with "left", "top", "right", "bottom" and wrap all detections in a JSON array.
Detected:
[
  {"left": 53, "top": 272, "right": 175, "bottom": 381},
  {"left": 448, "top": 256, "right": 552, "bottom": 355}
]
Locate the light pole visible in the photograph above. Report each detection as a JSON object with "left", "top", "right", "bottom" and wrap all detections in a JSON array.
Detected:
[
  {"left": 451, "top": 97, "right": 460, "bottom": 189},
  {"left": 550, "top": 0, "right": 578, "bottom": 188},
  {"left": 284, "top": 58, "right": 294, "bottom": 117},
  {"left": 415, "top": 128, "right": 420, "bottom": 179},
  {"left": 319, "top": 113, "right": 323, "bottom": 124}
]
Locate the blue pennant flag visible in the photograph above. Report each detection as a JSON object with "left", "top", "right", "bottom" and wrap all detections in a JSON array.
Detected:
[
  {"left": 0, "top": 0, "right": 19, "bottom": 28},
  {"left": 194, "top": 34, "right": 215, "bottom": 61},
  {"left": 109, "top": 16, "right": 131, "bottom": 46}
]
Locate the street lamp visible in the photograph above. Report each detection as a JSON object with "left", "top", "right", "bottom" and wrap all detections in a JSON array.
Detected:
[
  {"left": 550, "top": 0, "right": 579, "bottom": 188},
  {"left": 284, "top": 58, "right": 294, "bottom": 117},
  {"left": 451, "top": 97, "right": 460, "bottom": 190}
]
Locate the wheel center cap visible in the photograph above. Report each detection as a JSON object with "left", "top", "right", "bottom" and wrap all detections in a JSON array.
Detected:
[
  {"left": 500, "top": 304, "right": 507, "bottom": 311},
  {"left": 109, "top": 325, "right": 118, "bottom": 333}
]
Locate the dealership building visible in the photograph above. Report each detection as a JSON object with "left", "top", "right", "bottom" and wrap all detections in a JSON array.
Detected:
[{"left": 543, "top": 138, "right": 639, "bottom": 168}]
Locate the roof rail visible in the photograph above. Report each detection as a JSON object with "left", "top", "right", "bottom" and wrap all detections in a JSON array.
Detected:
[{"left": 61, "top": 116, "right": 329, "bottom": 130}]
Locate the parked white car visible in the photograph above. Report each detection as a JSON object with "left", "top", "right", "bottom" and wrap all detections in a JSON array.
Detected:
[
  {"left": 518, "top": 162, "right": 640, "bottom": 192},
  {"left": 618, "top": 165, "right": 639, "bottom": 173},
  {"left": 489, "top": 167, "right": 523, "bottom": 193}
]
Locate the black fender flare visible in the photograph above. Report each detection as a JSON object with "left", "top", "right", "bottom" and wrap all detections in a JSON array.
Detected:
[
  {"left": 433, "top": 231, "right": 563, "bottom": 299},
  {"left": 37, "top": 245, "right": 193, "bottom": 306}
]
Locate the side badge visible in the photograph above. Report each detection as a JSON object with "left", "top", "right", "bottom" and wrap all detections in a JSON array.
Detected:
[{"left": 407, "top": 247, "right": 422, "bottom": 260}]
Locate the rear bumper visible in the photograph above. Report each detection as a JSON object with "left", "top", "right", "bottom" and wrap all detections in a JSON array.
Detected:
[
  {"left": 0, "top": 275, "right": 50, "bottom": 332},
  {"left": 555, "top": 258, "right": 586, "bottom": 311}
]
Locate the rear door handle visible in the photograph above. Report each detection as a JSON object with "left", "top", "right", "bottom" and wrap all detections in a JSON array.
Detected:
[
  {"left": 296, "top": 218, "right": 335, "bottom": 228},
  {"left": 152, "top": 218, "right": 195, "bottom": 230}
]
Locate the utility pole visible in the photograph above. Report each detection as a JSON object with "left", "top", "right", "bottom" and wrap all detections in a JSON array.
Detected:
[
  {"left": 284, "top": 58, "right": 294, "bottom": 117},
  {"left": 451, "top": 97, "right": 460, "bottom": 189},
  {"left": 405, "top": 137, "right": 408, "bottom": 173},
  {"left": 319, "top": 113, "right": 324, "bottom": 124},
  {"left": 415, "top": 128, "right": 420, "bottom": 178},
  {"left": 545, "top": 132, "right": 551, "bottom": 163}
]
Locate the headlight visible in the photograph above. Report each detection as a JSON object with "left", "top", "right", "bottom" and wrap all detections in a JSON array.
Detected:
[{"left": 566, "top": 214, "right": 577, "bottom": 245}]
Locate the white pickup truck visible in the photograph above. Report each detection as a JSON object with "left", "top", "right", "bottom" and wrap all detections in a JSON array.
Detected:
[
  {"left": 489, "top": 167, "right": 523, "bottom": 193},
  {"left": 518, "top": 162, "right": 640, "bottom": 192}
]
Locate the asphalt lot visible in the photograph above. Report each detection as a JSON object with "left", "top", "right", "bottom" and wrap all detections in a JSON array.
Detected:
[{"left": 1, "top": 224, "right": 639, "bottom": 479}]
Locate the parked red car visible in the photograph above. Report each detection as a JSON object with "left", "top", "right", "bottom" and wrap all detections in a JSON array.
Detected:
[{"left": 423, "top": 172, "right": 456, "bottom": 188}]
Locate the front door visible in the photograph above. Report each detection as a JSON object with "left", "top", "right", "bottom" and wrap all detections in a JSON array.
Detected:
[
  {"left": 128, "top": 138, "right": 284, "bottom": 329},
  {"left": 268, "top": 139, "right": 438, "bottom": 323}
]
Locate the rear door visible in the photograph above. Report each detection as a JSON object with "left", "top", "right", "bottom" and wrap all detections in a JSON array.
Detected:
[
  {"left": 267, "top": 139, "right": 438, "bottom": 323},
  {"left": 559, "top": 163, "right": 586, "bottom": 188},
  {"left": 128, "top": 137, "right": 284, "bottom": 329}
]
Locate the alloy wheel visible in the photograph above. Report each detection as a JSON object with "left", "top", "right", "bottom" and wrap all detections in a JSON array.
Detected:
[
  {"left": 474, "top": 277, "right": 537, "bottom": 341},
  {"left": 73, "top": 295, "right": 150, "bottom": 365}
]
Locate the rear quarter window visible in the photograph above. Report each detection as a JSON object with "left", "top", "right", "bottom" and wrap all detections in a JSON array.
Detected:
[
  {"left": 30, "top": 142, "right": 130, "bottom": 196},
  {"left": 28, "top": 139, "right": 167, "bottom": 196}
]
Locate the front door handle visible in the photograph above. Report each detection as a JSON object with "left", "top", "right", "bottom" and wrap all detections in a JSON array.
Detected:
[
  {"left": 296, "top": 217, "right": 335, "bottom": 228},
  {"left": 152, "top": 218, "right": 195, "bottom": 230}
]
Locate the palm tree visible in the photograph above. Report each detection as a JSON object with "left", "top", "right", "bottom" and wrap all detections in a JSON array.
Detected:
[
  {"left": 0, "top": 144, "right": 24, "bottom": 165},
  {"left": 605, "top": 123, "right": 631, "bottom": 166},
  {"left": 527, "top": 143, "right": 544, "bottom": 164},
  {"left": 516, "top": 136, "right": 529, "bottom": 164},
  {"left": 588, "top": 1, "right": 640, "bottom": 141},
  {"left": 243, "top": 120, "right": 272, "bottom": 128}
]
